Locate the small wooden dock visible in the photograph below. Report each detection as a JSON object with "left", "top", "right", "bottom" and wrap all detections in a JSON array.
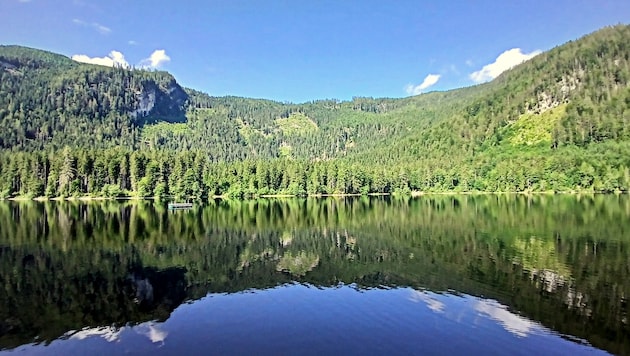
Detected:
[{"left": 168, "top": 202, "right": 193, "bottom": 210}]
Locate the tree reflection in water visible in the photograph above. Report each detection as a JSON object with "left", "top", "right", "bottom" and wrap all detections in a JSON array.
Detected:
[{"left": 0, "top": 195, "right": 628, "bottom": 354}]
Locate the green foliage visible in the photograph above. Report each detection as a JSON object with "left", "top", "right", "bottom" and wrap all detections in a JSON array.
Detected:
[
  {"left": 275, "top": 112, "right": 318, "bottom": 136},
  {"left": 154, "top": 181, "right": 168, "bottom": 200},
  {"left": 506, "top": 104, "right": 567, "bottom": 146},
  {"left": 278, "top": 143, "right": 292, "bottom": 158},
  {"left": 1, "top": 26, "right": 630, "bottom": 195},
  {"left": 137, "top": 176, "right": 153, "bottom": 197},
  {"left": 0, "top": 45, "right": 188, "bottom": 150},
  {"left": 101, "top": 184, "right": 124, "bottom": 198},
  {"left": 237, "top": 118, "right": 268, "bottom": 144}
]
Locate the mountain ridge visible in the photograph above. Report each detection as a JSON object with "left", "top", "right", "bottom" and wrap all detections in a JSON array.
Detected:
[
  {"left": 0, "top": 25, "right": 629, "bottom": 198},
  {"left": 0, "top": 44, "right": 189, "bottom": 150}
]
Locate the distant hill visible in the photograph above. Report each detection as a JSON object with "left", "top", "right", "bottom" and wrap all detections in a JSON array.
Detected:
[
  {"left": 0, "top": 45, "right": 188, "bottom": 150},
  {"left": 0, "top": 25, "right": 629, "bottom": 197}
]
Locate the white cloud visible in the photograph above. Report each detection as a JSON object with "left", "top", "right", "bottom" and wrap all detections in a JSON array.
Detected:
[
  {"left": 139, "top": 50, "right": 171, "bottom": 69},
  {"left": 72, "top": 49, "right": 173, "bottom": 69},
  {"left": 72, "top": 50, "right": 129, "bottom": 68},
  {"left": 72, "top": 18, "right": 111, "bottom": 35},
  {"left": 469, "top": 48, "right": 541, "bottom": 83},
  {"left": 405, "top": 73, "right": 441, "bottom": 95},
  {"left": 128, "top": 40, "right": 138, "bottom": 45}
]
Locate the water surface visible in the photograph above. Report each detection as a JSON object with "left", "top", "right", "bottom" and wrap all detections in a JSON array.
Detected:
[{"left": 0, "top": 196, "right": 628, "bottom": 354}]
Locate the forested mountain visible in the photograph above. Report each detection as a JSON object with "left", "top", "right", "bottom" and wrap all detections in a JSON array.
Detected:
[
  {"left": 1, "top": 25, "right": 630, "bottom": 198},
  {"left": 0, "top": 45, "right": 188, "bottom": 150}
]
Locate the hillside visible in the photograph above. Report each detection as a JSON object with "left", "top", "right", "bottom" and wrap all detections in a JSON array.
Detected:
[
  {"left": 0, "top": 25, "right": 630, "bottom": 198},
  {"left": 0, "top": 45, "right": 188, "bottom": 150}
]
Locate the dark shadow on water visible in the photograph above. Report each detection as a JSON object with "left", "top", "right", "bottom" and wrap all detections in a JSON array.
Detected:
[{"left": 0, "top": 245, "right": 187, "bottom": 350}]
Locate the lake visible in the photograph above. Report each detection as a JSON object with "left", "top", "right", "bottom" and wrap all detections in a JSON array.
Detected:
[{"left": 0, "top": 195, "right": 628, "bottom": 355}]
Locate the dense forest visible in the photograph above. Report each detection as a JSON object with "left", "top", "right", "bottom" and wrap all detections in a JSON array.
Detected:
[{"left": 1, "top": 25, "right": 630, "bottom": 198}]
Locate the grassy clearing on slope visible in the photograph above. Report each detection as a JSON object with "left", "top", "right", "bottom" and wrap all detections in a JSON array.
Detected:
[
  {"left": 237, "top": 118, "right": 269, "bottom": 143},
  {"left": 506, "top": 104, "right": 567, "bottom": 146},
  {"left": 141, "top": 122, "right": 189, "bottom": 138},
  {"left": 275, "top": 112, "right": 318, "bottom": 136}
]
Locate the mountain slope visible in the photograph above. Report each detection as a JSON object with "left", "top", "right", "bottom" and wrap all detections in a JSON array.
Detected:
[
  {"left": 0, "top": 45, "right": 188, "bottom": 150},
  {"left": 0, "top": 25, "right": 629, "bottom": 198}
]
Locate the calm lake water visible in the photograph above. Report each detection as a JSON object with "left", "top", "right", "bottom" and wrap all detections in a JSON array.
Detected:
[{"left": 0, "top": 195, "right": 628, "bottom": 355}]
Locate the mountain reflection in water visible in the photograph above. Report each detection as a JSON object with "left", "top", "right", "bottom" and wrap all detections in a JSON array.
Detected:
[{"left": 0, "top": 196, "right": 628, "bottom": 354}]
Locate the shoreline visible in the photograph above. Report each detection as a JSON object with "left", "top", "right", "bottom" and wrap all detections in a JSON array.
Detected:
[{"left": 2, "top": 190, "right": 625, "bottom": 202}]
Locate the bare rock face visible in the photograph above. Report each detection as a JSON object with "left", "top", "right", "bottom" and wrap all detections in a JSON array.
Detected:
[
  {"left": 0, "top": 60, "right": 17, "bottom": 71},
  {"left": 528, "top": 69, "right": 584, "bottom": 115},
  {"left": 0, "top": 60, "right": 21, "bottom": 76},
  {"left": 131, "top": 89, "right": 156, "bottom": 119},
  {"left": 130, "top": 78, "right": 188, "bottom": 125}
]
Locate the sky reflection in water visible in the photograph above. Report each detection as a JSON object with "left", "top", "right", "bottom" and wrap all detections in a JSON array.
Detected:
[
  {"left": 1, "top": 196, "right": 627, "bottom": 354},
  {"left": 10, "top": 284, "right": 606, "bottom": 356}
]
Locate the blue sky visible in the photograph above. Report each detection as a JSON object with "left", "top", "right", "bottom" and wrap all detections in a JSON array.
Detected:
[{"left": 2, "top": 0, "right": 630, "bottom": 103}]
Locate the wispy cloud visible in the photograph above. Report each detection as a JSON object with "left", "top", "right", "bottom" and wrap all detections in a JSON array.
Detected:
[
  {"left": 405, "top": 73, "right": 441, "bottom": 95},
  {"left": 92, "top": 23, "right": 111, "bottom": 35},
  {"left": 469, "top": 48, "right": 541, "bottom": 83},
  {"left": 72, "top": 51, "right": 129, "bottom": 68},
  {"left": 139, "top": 50, "right": 171, "bottom": 69},
  {"left": 72, "top": 18, "right": 112, "bottom": 35},
  {"left": 128, "top": 40, "right": 138, "bottom": 45}
]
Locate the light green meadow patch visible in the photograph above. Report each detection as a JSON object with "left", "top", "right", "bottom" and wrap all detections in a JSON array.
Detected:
[
  {"left": 507, "top": 103, "right": 567, "bottom": 146},
  {"left": 237, "top": 118, "right": 268, "bottom": 143},
  {"left": 275, "top": 112, "right": 318, "bottom": 136}
]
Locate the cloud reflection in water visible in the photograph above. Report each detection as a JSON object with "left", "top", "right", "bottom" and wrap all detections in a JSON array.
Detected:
[
  {"left": 408, "top": 289, "right": 545, "bottom": 338},
  {"left": 66, "top": 321, "right": 168, "bottom": 345}
]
